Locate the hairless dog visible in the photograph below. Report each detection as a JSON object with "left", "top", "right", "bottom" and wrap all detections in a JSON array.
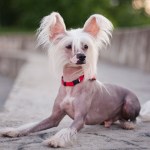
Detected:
[{"left": 0, "top": 12, "right": 142, "bottom": 148}]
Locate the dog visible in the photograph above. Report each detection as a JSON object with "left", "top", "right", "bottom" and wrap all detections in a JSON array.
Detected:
[{"left": 0, "top": 12, "right": 149, "bottom": 148}]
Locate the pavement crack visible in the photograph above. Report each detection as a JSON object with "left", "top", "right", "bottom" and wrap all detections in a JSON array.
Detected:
[
  {"left": 85, "top": 133, "right": 142, "bottom": 148},
  {"left": 140, "top": 132, "right": 150, "bottom": 137},
  {"left": 120, "top": 140, "right": 138, "bottom": 146},
  {"left": 38, "top": 133, "right": 47, "bottom": 140},
  {"left": 0, "top": 137, "right": 19, "bottom": 143},
  {"left": 86, "top": 132, "right": 100, "bottom": 136},
  {"left": 85, "top": 133, "right": 113, "bottom": 142}
]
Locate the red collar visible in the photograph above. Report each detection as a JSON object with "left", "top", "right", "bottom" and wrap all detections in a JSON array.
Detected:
[{"left": 61, "top": 75, "right": 96, "bottom": 87}]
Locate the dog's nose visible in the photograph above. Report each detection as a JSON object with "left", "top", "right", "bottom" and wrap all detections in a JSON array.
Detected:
[{"left": 77, "top": 53, "right": 86, "bottom": 61}]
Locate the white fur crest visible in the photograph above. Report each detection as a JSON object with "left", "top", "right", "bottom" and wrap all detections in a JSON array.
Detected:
[
  {"left": 0, "top": 122, "right": 38, "bottom": 137},
  {"left": 43, "top": 128, "right": 77, "bottom": 147}
]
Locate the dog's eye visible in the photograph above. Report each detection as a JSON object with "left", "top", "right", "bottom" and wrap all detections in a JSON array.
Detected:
[
  {"left": 66, "top": 45, "right": 72, "bottom": 49},
  {"left": 84, "top": 44, "right": 88, "bottom": 50}
]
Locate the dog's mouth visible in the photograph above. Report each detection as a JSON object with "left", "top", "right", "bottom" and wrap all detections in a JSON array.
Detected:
[{"left": 76, "top": 60, "right": 86, "bottom": 65}]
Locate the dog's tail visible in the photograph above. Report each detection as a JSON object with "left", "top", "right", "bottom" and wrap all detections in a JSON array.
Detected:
[{"left": 137, "top": 100, "right": 150, "bottom": 122}]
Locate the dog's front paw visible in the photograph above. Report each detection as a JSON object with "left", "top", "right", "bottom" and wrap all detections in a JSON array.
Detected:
[
  {"left": 0, "top": 128, "right": 22, "bottom": 138},
  {"left": 43, "top": 128, "right": 77, "bottom": 148}
]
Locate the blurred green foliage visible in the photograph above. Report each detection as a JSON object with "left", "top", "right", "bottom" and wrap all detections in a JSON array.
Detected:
[{"left": 0, "top": 0, "right": 150, "bottom": 31}]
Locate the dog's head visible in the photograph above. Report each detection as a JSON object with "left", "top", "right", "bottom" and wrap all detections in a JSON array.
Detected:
[{"left": 37, "top": 12, "right": 113, "bottom": 77}]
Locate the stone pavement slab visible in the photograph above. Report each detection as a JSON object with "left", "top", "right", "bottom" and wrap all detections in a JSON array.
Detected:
[{"left": 0, "top": 53, "right": 150, "bottom": 150}]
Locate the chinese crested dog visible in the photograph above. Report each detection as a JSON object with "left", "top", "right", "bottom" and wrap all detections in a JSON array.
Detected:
[{"left": 0, "top": 12, "right": 150, "bottom": 148}]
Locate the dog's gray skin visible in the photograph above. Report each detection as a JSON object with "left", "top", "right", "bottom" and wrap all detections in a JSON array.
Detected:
[{"left": 0, "top": 12, "right": 141, "bottom": 148}]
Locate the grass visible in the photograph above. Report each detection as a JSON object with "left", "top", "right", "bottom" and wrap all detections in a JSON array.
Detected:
[{"left": 0, "top": 27, "right": 35, "bottom": 35}]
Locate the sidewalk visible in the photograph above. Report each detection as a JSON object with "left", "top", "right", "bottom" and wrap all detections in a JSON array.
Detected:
[
  {"left": 0, "top": 53, "right": 150, "bottom": 150},
  {"left": 0, "top": 75, "right": 14, "bottom": 111}
]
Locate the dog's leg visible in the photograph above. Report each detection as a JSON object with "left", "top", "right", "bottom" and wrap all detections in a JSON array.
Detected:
[
  {"left": 104, "top": 120, "right": 113, "bottom": 128},
  {"left": 44, "top": 114, "right": 85, "bottom": 148},
  {"left": 44, "top": 94, "right": 91, "bottom": 148},
  {"left": 0, "top": 96, "right": 66, "bottom": 137},
  {"left": 0, "top": 112, "right": 65, "bottom": 138},
  {"left": 119, "top": 93, "right": 140, "bottom": 130}
]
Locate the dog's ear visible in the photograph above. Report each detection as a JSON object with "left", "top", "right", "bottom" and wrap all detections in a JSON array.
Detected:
[
  {"left": 37, "top": 12, "right": 66, "bottom": 47},
  {"left": 48, "top": 12, "right": 66, "bottom": 39},
  {"left": 83, "top": 14, "right": 113, "bottom": 45},
  {"left": 83, "top": 14, "right": 113, "bottom": 37},
  {"left": 83, "top": 16, "right": 100, "bottom": 37}
]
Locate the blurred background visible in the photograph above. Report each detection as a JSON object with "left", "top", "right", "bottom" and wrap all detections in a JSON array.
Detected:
[
  {"left": 0, "top": 0, "right": 150, "bottom": 30},
  {"left": 0, "top": 0, "right": 150, "bottom": 110}
]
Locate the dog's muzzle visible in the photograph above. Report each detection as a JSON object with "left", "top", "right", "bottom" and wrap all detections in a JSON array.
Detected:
[{"left": 70, "top": 53, "right": 86, "bottom": 64}]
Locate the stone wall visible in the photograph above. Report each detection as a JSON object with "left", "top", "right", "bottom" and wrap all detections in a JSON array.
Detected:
[
  {"left": 0, "top": 50, "right": 26, "bottom": 78},
  {"left": 101, "top": 27, "right": 150, "bottom": 72},
  {"left": 0, "top": 34, "right": 36, "bottom": 78},
  {"left": 0, "top": 34, "right": 37, "bottom": 51}
]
